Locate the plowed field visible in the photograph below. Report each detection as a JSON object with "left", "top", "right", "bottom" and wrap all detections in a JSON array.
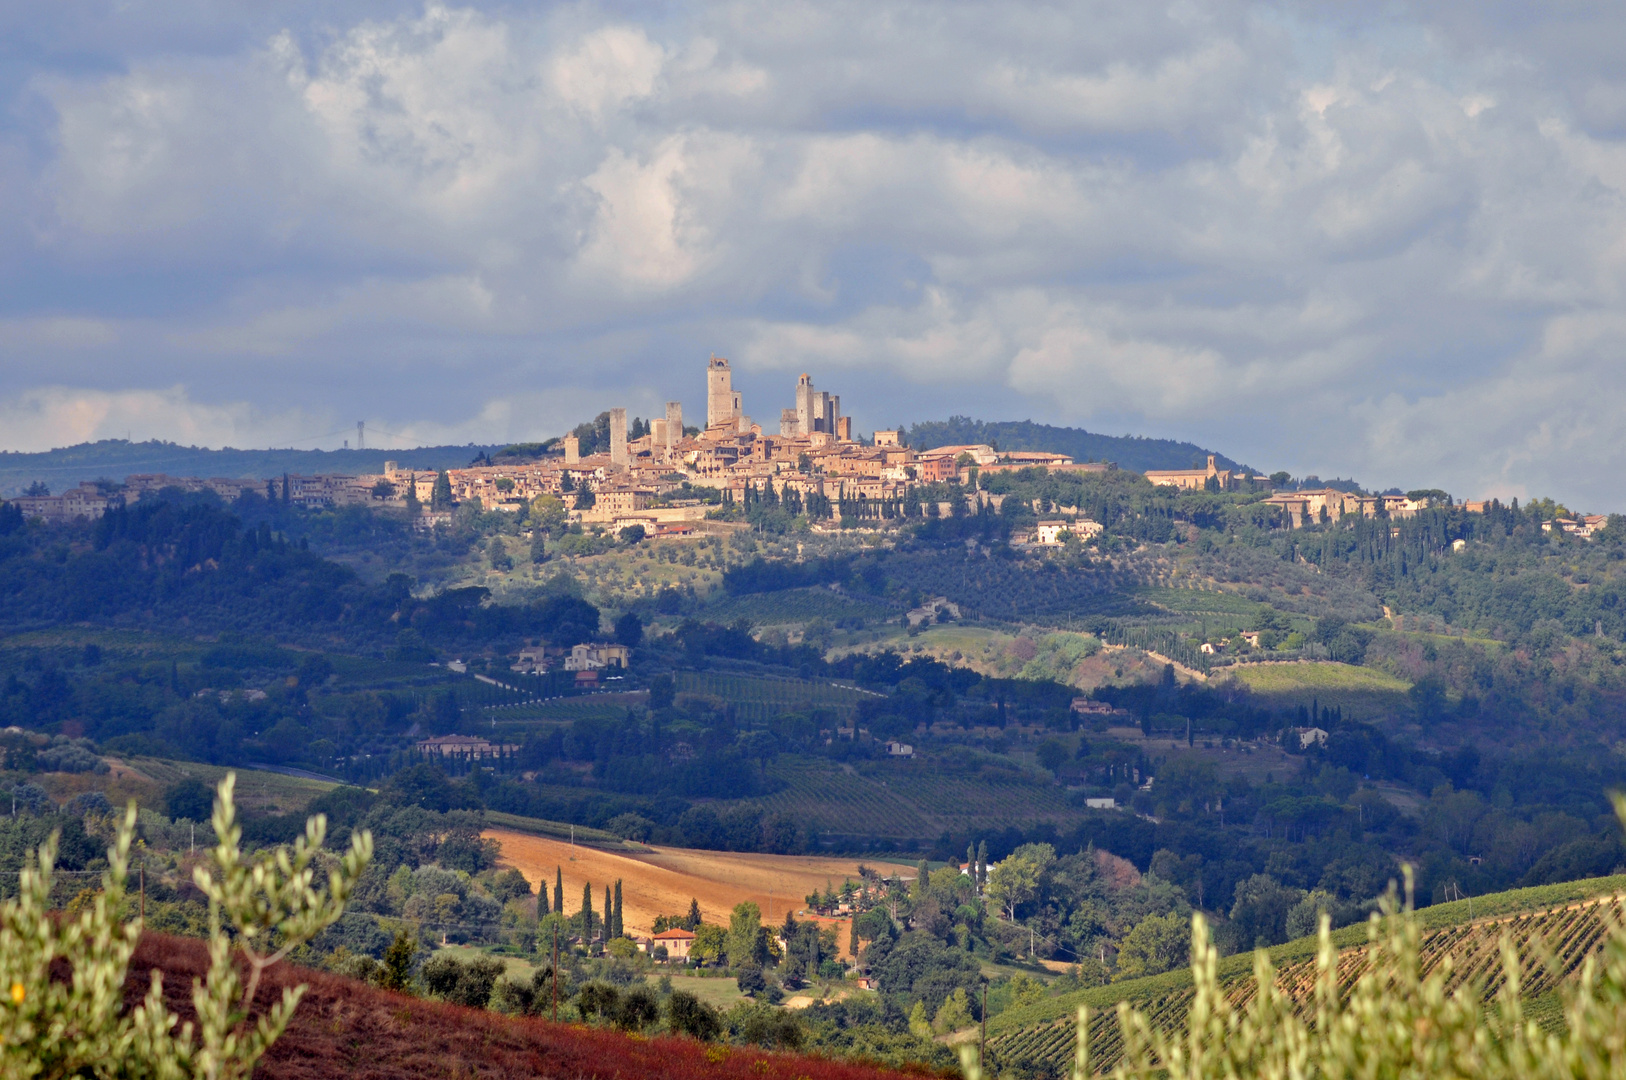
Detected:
[{"left": 486, "top": 829, "right": 878, "bottom": 948}]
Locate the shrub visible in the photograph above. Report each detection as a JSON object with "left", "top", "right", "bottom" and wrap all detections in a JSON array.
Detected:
[
  {"left": 38, "top": 740, "right": 108, "bottom": 774},
  {"left": 0, "top": 772, "right": 370, "bottom": 1079},
  {"left": 577, "top": 981, "right": 622, "bottom": 1022},
  {"left": 419, "top": 952, "right": 505, "bottom": 1008},
  {"left": 614, "top": 985, "right": 660, "bottom": 1031},
  {"left": 667, "top": 989, "right": 722, "bottom": 1040}
]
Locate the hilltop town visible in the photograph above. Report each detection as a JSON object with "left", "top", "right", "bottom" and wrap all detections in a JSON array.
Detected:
[{"left": 11, "top": 356, "right": 1606, "bottom": 542}]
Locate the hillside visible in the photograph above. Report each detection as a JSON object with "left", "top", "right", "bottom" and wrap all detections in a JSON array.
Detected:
[
  {"left": 123, "top": 932, "right": 907, "bottom": 1080},
  {"left": 903, "top": 417, "right": 1254, "bottom": 475},
  {"left": 985, "top": 874, "right": 1626, "bottom": 1076},
  {"left": 0, "top": 438, "right": 501, "bottom": 496}
]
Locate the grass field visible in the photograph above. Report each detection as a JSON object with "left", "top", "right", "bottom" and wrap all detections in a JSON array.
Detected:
[
  {"left": 752, "top": 755, "right": 1085, "bottom": 843},
  {"left": 986, "top": 874, "right": 1626, "bottom": 1075},
  {"left": 54, "top": 757, "right": 342, "bottom": 817},
  {"left": 484, "top": 828, "right": 873, "bottom": 950},
  {"left": 1221, "top": 660, "right": 1412, "bottom": 717}
]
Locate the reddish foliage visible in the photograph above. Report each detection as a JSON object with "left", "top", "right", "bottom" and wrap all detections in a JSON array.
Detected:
[{"left": 126, "top": 933, "right": 919, "bottom": 1080}]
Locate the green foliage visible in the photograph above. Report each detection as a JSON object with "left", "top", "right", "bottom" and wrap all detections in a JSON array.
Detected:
[
  {"left": 0, "top": 773, "right": 370, "bottom": 1079},
  {"left": 966, "top": 867, "right": 1626, "bottom": 1080},
  {"left": 1115, "top": 911, "right": 1191, "bottom": 980}
]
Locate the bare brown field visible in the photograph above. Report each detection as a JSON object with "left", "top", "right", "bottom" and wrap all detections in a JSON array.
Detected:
[{"left": 485, "top": 829, "right": 877, "bottom": 944}]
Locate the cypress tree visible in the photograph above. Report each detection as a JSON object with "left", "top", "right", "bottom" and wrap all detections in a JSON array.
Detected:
[
  {"left": 582, "top": 883, "right": 593, "bottom": 942},
  {"left": 554, "top": 867, "right": 563, "bottom": 915},
  {"left": 687, "top": 897, "right": 702, "bottom": 930},
  {"left": 612, "top": 880, "right": 623, "bottom": 939},
  {"left": 976, "top": 841, "right": 988, "bottom": 891},
  {"left": 604, "top": 885, "right": 612, "bottom": 941}
]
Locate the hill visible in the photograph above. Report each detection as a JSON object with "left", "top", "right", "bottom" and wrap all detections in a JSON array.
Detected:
[
  {"left": 124, "top": 931, "right": 909, "bottom": 1080},
  {"left": 902, "top": 417, "right": 1255, "bottom": 474},
  {"left": 985, "top": 874, "right": 1626, "bottom": 1076},
  {"left": 0, "top": 438, "right": 501, "bottom": 496}
]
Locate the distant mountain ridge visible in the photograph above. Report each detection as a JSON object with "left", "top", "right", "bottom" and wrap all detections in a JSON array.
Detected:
[
  {"left": 0, "top": 440, "right": 500, "bottom": 497},
  {"left": 904, "top": 417, "right": 1254, "bottom": 475}
]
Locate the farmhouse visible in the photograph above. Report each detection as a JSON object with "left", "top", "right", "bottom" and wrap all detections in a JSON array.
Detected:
[
  {"left": 415, "top": 735, "right": 519, "bottom": 761},
  {"left": 564, "top": 643, "right": 632, "bottom": 671},
  {"left": 649, "top": 928, "right": 695, "bottom": 960}
]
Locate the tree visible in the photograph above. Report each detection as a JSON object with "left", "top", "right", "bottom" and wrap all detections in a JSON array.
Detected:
[
  {"left": 985, "top": 842, "right": 1055, "bottom": 920},
  {"left": 371, "top": 479, "right": 395, "bottom": 500},
  {"left": 164, "top": 776, "right": 214, "bottom": 822},
  {"left": 1116, "top": 910, "right": 1190, "bottom": 979},
  {"left": 619, "top": 524, "right": 646, "bottom": 545},
  {"left": 582, "top": 883, "right": 594, "bottom": 943},
  {"left": 687, "top": 897, "right": 702, "bottom": 930},
  {"left": 690, "top": 924, "right": 727, "bottom": 965},
  {"left": 378, "top": 930, "right": 417, "bottom": 992},
  {"left": 612, "top": 880, "right": 624, "bottom": 938},
  {"left": 529, "top": 494, "right": 568, "bottom": 537},
  {"left": 934, "top": 987, "right": 975, "bottom": 1033},
  {"left": 603, "top": 885, "right": 613, "bottom": 940},
  {"left": 431, "top": 470, "right": 454, "bottom": 510},
  {"left": 614, "top": 611, "right": 643, "bottom": 647},
  {"left": 23, "top": 481, "right": 49, "bottom": 497},
  {"left": 554, "top": 867, "right": 564, "bottom": 916},
  {"left": 726, "top": 901, "right": 764, "bottom": 969}
]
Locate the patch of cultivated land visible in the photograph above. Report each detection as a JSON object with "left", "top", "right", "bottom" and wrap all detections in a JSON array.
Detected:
[
  {"left": 1096, "top": 726, "right": 1300, "bottom": 784},
  {"left": 485, "top": 830, "right": 872, "bottom": 942},
  {"left": 1223, "top": 660, "right": 1412, "bottom": 717},
  {"left": 754, "top": 755, "right": 1085, "bottom": 842}
]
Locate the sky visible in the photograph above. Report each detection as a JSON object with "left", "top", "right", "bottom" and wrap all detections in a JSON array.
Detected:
[{"left": 2, "top": 2, "right": 1625, "bottom": 508}]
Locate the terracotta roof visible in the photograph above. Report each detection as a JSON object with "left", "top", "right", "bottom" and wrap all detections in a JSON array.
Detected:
[{"left": 652, "top": 928, "right": 696, "bottom": 940}]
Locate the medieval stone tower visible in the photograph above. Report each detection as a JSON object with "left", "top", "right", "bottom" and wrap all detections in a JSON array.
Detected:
[{"left": 706, "top": 356, "right": 742, "bottom": 429}]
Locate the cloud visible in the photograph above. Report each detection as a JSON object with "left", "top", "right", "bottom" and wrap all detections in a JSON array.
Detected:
[{"left": 4, "top": 1, "right": 1626, "bottom": 508}]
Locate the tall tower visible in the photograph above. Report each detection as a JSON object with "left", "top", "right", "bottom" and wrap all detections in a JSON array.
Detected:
[
  {"left": 356, "top": 421, "right": 365, "bottom": 451},
  {"left": 795, "top": 373, "right": 815, "bottom": 436},
  {"left": 707, "top": 356, "right": 739, "bottom": 429},
  {"left": 665, "top": 401, "right": 683, "bottom": 454},
  {"left": 609, "top": 408, "right": 628, "bottom": 468}
]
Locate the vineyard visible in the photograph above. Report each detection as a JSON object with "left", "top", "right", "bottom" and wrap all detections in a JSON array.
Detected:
[
  {"left": 753, "top": 755, "right": 1085, "bottom": 843},
  {"left": 488, "top": 694, "right": 644, "bottom": 727},
  {"left": 987, "top": 875, "right": 1626, "bottom": 1076},
  {"left": 674, "top": 671, "right": 876, "bottom": 723}
]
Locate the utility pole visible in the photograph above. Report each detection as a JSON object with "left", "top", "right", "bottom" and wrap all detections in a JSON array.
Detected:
[
  {"left": 357, "top": 421, "right": 365, "bottom": 451},
  {"left": 552, "top": 923, "right": 559, "bottom": 1022},
  {"left": 139, "top": 867, "right": 145, "bottom": 921},
  {"left": 980, "top": 981, "right": 987, "bottom": 1070}
]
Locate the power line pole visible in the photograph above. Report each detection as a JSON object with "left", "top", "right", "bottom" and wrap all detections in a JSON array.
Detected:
[
  {"left": 552, "top": 922, "right": 559, "bottom": 1022},
  {"left": 357, "top": 421, "right": 365, "bottom": 451}
]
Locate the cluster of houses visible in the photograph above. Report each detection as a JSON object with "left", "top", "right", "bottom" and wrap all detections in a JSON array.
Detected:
[{"left": 5, "top": 360, "right": 1612, "bottom": 543}]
